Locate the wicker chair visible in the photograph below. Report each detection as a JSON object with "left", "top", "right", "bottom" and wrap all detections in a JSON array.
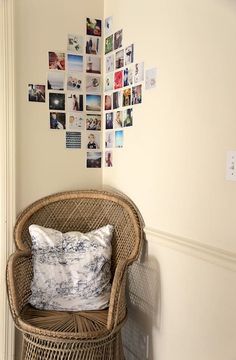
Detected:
[{"left": 7, "top": 190, "right": 144, "bottom": 360}]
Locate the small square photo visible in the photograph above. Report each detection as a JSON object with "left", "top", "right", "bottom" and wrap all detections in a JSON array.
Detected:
[
  {"left": 48, "top": 52, "right": 65, "bottom": 70},
  {"left": 114, "top": 71, "right": 123, "bottom": 90},
  {"left": 87, "top": 151, "right": 102, "bottom": 168},
  {"left": 114, "top": 30, "right": 123, "bottom": 50},
  {"left": 87, "top": 18, "right": 102, "bottom": 37},
  {"left": 67, "top": 34, "right": 84, "bottom": 54},
  {"left": 105, "top": 151, "right": 113, "bottom": 167},
  {"left": 49, "top": 93, "right": 65, "bottom": 110},
  {"left": 67, "top": 113, "right": 84, "bottom": 130},
  {"left": 28, "top": 84, "right": 45, "bottom": 102},
  {"left": 50, "top": 112, "right": 66, "bottom": 129},
  {"left": 86, "top": 114, "right": 101, "bottom": 131},
  {"left": 115, "top": 49, "right": 124, "bottom": 69},
  {"left": 105, "top": 35, "right": 113, "bottom": 55},
  {"left": 67, "top": 93, "right": 83, "bottom": 112},
  {"left": 86, "top": 36, "right": 101, "bottom": 55}
]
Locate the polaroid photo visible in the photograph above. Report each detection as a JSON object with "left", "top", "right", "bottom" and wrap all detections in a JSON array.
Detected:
[
  {"left": 49, "top": 93, "right": 65, "bottom": 110},
  {"left": 86, "top": 56, "right": 101, "bottom": 74},
  {"left": 105, "top": 73, "right": 114, "bottom": 92},
  {"left": 50, "top": 112, "right": 66, "bottom": 129},
  {"left": 123, "top": 67, "right": 134, "bottom": 87},
  {"left": 86, "top": 131, "right": 101, "bottom": 149},
  {"left": 115, "top": 130, "right": 124, "bottom": 148},
  {"left": 105, "top": 112, "right": 113, "bottom": 130},
  {"left": 48, "top": 71, "right": 64, "bottom": 91},
  {"left": 28, "top": 84, "right": 45, "bottom": 102},
  {"left": 105, "top": 16, "right": 113, "bottom": 35},
  {"left": 48, "top": 52, "right": 65, "bottom": 70},
  {"left": 106, "top": 54, "right": 114, "bottom": 73},
  {"left": 67, "top": 113, "right": 84, "bottom": 131},
  {"left": 67, "top": 93, "right": 83, "bottom": 112},
  {"left": 113, "top": 91, "right": 121, "bottom": 110},
  {"left": 114, "top": 110, "right": 123, "bottom": 129},
  {"left": 114, "top": 29, "right": 123, "bottom": 50},
  {"left": 125, "top": 44, "right": 134, "bottom": 65},
  {"left": 67, "top": 72, "right": 83, "bottom": 91},
  {"left": 115, "top": 49, "right": 124, "bottom": 69},
  {"left": 86, "top": 36, "right": 101, "bottom": 55},
  {"left": 145, "top": 68, "right": 157, "bottom": 90},
  {"left": 105, "top": 131, "right": 114, "bottom": 148},
  {"left": 123, "top": 108, "right": 133, "bottom": 127},
  {"left": 67, "top": 54, "right": 83, "bottom": 72},
  {"left": 114, "top": 70, "right": 123, "bottom": 90},
  {"left": 67, "top": 34, "right": 83, "bottom": 55},
  {"left": 105, "top": 150, "right": 113, "bottom": 167},
  {"left": 105, "top": 94, "right": 112, "bottom": 111},
  {"left": 86, "top": 18, "right": 102, "bottom": 37},
  {"left": 66, "top": 132, "right": 81, "bottom": 149},
  {"left": 86, "top": 114, "right": 101, "bottom": 131},
  {"left": 134, "top": 62, "right": 144, "bottom": 83},
  {"left": 132, "top": 84, "right": 142, "bottom": 105},
  {"left": 122, "top": 88, "right": 131, "bottom": 107},
  {"left": 86, "top": 94, "right": 101, "bottom": 111},
  {"left": 86, "top": 75, "right": 102, "bottom": 93},
  {"left": 86, "top": 151, "right": 102, "bottom": 168},
  {"left": 105, "top": 35, "right": 113, "bottom": 55}
]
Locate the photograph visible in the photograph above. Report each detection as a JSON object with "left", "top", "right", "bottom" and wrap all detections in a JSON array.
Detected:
[
  {"left": 87, "top": 132, "right": 100, "bottom": 149},
  {"left": 86, "top": 152, "right": 102, "bottom": 168},
  {"left": 67, "top": 54, "right": 83, "bottom": 72},
  {"left": 86, "top": 18, "right": 102, "bottom": 37},
  {"left": 113, "top": 91, "right": 121, "bottom": 110},
  {"left": 105, "top": 35, "right": 113, "bottom": 54},
  {"left": 50, "top": 112, "right": 66, "bottom": 129},
  {"left": 115, "top": 130, "right": 124, "bottom": 148},
  {"left": 86, "top": 56, "right": 101, "bottom": 74},
  {"left": 67, "top": 72, "right": 83, "bottom": 91},
  {"left": 28, "top": 84, "right": 45, "bottom": 102},
  {"left": 105, "top": 131, "right": 114, "bottom": 148},
  {"left": 123, "top": 67, "right": 134, "bottom": 87},
  {"left": 114, "top": 29, "right": 123, "bottom": 50},
  {"left": 134, "top": 62, "right": 144, "bottom": 83},
  {"left": 125, "top": 44, "right": 134, "bottom": 65},
  {"left": 145, "top": 68, "right": 157, "bottom": 89},
  {"left": 115, "top": 49, "right": 124, "bottom": 69},
  {"left": 48, "top": 71, "right": 64, "bottom": 91},
  {"left": 86, "top": 114, "right": 101, "bottom": 131},
  {"left": 66, "top": 132, "right": 81, "bottom": 149},
  {"left": 105, "top": 16, "right": 113, "bottom": 35},
  {"left": 67, "top": 34, "right": 83, "bottom": 54},
  {"left": 67, "top": 113, "right": 84, "bottom": 130},
  {"left": 132, "top": 84, "right": 142, "bottom": 105},
  {"left": 48, "top": 51, "right": 65, "bottom": 70},
  {"left": 67, "top": 93, "right": 83, "bottom": 112},
  {"left": 105, "top": 73, "right": 113, "bottom": 92},
  {"left": 49, "top": 93, "right": 65, "bottom": 110},
  {"left": 86, "top": 36, "right": 101, "bottom": 55},
  {"left": 123, "top": 88, "right": 132, "bottom": 106},
  {"left": 86, "top": 94, "right": 101, "bottom": 111},
  {"left": 105, "top": 151, "right": 113, "bottom": 167},
  {"left": 114, "top": 110, "right": 123, "bottom": 128},
  {"left": 123, "top": 108, "right": 133, "bottom": 127},
  {"left": 86, "top": 75, "right": 101, "bottom": 93},
  {"left": 114, "top": 70, "right": 123, "bottom": 90},
  {"left": 105, "top": 94, "right": 112, "bottom": 111},
  {"left": 105, "top": 112, "right": 113, "bottom": 129},
  {"left": 106, "top": 54, "right": 114, "bottom": 73}
]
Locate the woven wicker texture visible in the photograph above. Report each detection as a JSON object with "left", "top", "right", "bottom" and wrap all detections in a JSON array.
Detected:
[{"left": 7, "top": 190, "right": 144, "bottom": 360}]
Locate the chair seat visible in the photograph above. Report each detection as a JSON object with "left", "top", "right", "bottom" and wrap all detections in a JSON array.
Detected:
[{"left": 18, "top": 304, "right": 110, "bottom": 340}]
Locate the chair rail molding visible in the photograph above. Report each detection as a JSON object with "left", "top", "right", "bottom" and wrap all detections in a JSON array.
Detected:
[{"left": 0, "top": 0, "right": 16, "bottom": 359}]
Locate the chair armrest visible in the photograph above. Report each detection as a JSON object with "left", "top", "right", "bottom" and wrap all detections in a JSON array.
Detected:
[
  {"left": 107, "top": 259, "right": 128, "bottom": 331},
  {"left": 6, "top": 250, "right": 32, "bottom": 322}
]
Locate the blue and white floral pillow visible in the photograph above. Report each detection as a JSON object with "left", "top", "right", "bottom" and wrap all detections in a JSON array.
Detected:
[{"left": 28, "top": 224, "right": 114, "bottom": 311}]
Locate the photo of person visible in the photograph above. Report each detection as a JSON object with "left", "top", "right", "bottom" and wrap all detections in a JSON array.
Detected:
[
  {"left": 114, "top": 70, "right": 123, "bottom": 90},
  {"left": 66, "top": 132, "right": 81, "bottom": 149},
  {"left": 86, "top": 36, "right": 101, "bottom": 55},
  {"left": 123, "top": 88, "right": 131, "bottom": 106},
  {"left": 67, "top": 72, "right": 83, "bottom": 91},
  {"left": 125, "top": 44, "right": 134, "bottom": 65},
  {"left": 123, "top": 67, "right": 134, "bottom": 87},
  {"left": 87, "top": 132, "right": 100, "bottom": 149},
  {"left": 28, "top": 84, "right": 45, "bottom": 102},
  {"left": 86, "top": 75, "right": 101, "bottom": 93},
  {"left": 86, "top": 56, "right": 101, "bottom": 74},
  {"left": 48, "top": 72, "right": 64, "bottom": 91},
  {"left": 105, "top": 73, "right": 113, "bottom": 91},
  {"left": 105, "top": 151, "right": 113, "bottom": 167},
  {"left": 113, "top": 91, "right": 121, "bottom": 109},
  {"left": 49, "top": 93, "right": 65, "bottom": 110},
  {"left": 105, "top": 94, "right": 112, "bottom": 111},
  {"left": 114, "top": 111, "right": 123, "bottom": 128},
  {"left": 115, "top": 130, "right": 124, "bottom": 148},
  {"left": 67, "top": 34, "right": 83, "bottom": 54},
  {"left": 67, "top": 114, "right": 84, "bottom": 130},
  {"left": 115, "top": 49, "right": 124, "bottom": 69},
  {"left": 67, "top": 54, "right": 83, "bottom": 72},
  {"left": 50, "top": 112, "right": 66, "bottom": 129},
  {"left": 106, "top": 54, "right": 114, "bottom": 73},
  {"left": 105, "top": 16, "right": 113, "bottom": 35},
  {"left": 105, "top": 35, "right": 113, "bottom": 54},
  {"left": 105, "top": 131, "right": 114, "bottom": 148},
  {"left": 86, "top": 94, "right": 101, "bottom": 111},
  {"left": 86, "top": 18, "right": 102, "bottom": 37},
  {"left": 132, "top": 84, "right": 142, "bottom": 105},
  {"left": 134, "top": 62, "right": 144, "bottom": 83},
  {"left": 67, "top": 93, "right": 83, "bottom": 112},
  {"left": 48, "top": 52, "right": 65, "bottom": 70},
  {"left": 105, "top": 112, "right": 113, "bottom": 129},
  {"left": 86, "top": 152, "right": 102, "bottom": 168},
  {"left": 114, "top": 29, "right": 123, "bottom": 50},
  {"left": 86, "top": 114, "right": 101, "bottom": 130},
  {"left": 123, "top": 108, "right": 133, "bottom": 127}
]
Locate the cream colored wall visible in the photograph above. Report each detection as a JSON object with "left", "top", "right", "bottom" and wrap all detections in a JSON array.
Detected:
[{"left": 15, "top": 0, "right": 104, "bottom": 213}]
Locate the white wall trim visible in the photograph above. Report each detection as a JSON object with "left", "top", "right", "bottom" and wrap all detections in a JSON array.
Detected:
[
  {"left": 0, "top": 0, "right": 16, "bottom": 359},
  {"left": 145, "top": 227, "right": 236, "bottom": 272}
]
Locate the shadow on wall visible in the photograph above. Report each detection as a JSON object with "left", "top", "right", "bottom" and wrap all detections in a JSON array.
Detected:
[{"left": 122, "top": 236, "right": 161, "bottom": 360}]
